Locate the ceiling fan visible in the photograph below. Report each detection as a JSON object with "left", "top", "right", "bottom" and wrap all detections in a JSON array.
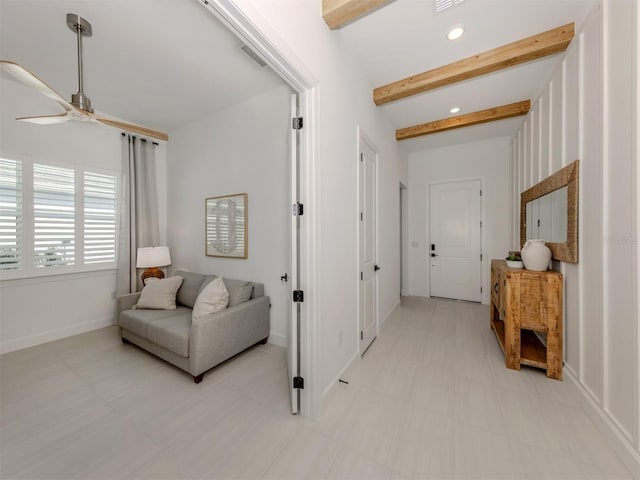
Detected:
[{"left": 0, "top": 13, "right": 169, "bottom": 141}]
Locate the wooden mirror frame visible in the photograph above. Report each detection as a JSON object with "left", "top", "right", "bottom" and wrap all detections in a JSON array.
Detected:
[{"left": 520, "top": 159, "right": 579, "bottom": 263}]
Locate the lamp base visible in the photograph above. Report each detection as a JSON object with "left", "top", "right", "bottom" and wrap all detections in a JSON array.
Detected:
[{"left": 141, "top": 267, "right": 165, "bottom": 285}]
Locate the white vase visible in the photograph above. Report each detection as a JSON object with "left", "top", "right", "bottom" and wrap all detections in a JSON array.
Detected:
[{"left": 521, "top": 239, "right": 552, "bottom": 271}]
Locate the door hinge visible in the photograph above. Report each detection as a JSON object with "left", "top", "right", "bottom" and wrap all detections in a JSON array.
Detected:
[
  {"left": 481, "top": 286, "right": 483, "bottom": 293},
  {"left": 480, "top": 254, "right": 483, "bottom": 261},
  {"left": 360, "top": 152, "right": 363, "bottom": 162},
  {"left": 292, "top": 202, "right": 304, "bottom": 216},
  {"left": 293, "top": 290, "right": 304, "bottom": 302},
  {"left": 360, "top": 212, "right": 363, "bottom": 221},
  {"left": 360, "top": 331, "right": 363, "bottom": 340},
  {"left": 480, "top": 221, "right": 483, "bottom": 228},
  {"left": 360, "top": 272, "right": 363, "bottom": 281},
  {"left": 293, "top": 376, "right": 304, "bottom": 389},
  {"left": 292, "top": 117, "right": 303, "bottom": 130},
  {"left": 480, "top": 189, "right": 483, "bottom": 196}
]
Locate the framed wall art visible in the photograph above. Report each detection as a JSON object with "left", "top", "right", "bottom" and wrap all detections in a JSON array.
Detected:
[{"left": 205, "top": 193, "right": 247, "bottom": 258}]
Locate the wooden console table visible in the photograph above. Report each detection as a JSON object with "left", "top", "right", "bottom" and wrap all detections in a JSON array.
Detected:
[{"left": 490, "top": 259, "right": 563, "bottom": 380}]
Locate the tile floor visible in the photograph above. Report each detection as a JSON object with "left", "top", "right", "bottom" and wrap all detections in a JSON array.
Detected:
[{"left": 0, "top": 296, "right": 633, "bottom": 479}]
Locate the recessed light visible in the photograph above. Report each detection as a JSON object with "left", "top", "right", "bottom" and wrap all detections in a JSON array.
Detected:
[
  {"left": 447, "top": 26, "right": 465, "bottom": 40},
  {"left": 450, "top": 107, "right": 461, "bottom": 114}
]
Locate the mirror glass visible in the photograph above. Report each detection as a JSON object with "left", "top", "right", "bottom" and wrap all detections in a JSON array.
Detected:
[
  {"left": 520, "top": 160, "right": 579, "bottom": 263},
  {"left": 525, "top": 186, "right": 568, "bottom": 243}
]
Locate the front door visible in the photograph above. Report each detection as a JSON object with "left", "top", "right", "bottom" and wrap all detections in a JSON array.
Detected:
[
  {"left": 429, "top": 179, "right": 482, "bottom": 302},
  {"left": 359, "top": 134, "right": 378, "bottom": 353}
]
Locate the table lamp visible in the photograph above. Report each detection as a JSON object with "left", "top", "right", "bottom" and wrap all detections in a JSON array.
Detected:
[{"left": 136, "top": 246, "right": 171, "bottom": 284}]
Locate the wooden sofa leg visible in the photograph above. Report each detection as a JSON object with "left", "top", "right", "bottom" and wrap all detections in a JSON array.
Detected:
[
  {"left": 193, "top": 374, "right": 204, "bottom": 384},
  {"left": 260, "top": 337, "right": 268, "bottom": 345}
]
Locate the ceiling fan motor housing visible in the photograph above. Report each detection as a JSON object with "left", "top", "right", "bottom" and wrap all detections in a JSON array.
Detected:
[{"left": 71, "top": 91, "right": 93, "bottom": 113}]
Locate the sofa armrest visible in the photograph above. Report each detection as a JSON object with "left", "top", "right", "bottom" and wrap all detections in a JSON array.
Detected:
[
  {"left": 116, "top": 293, "right": 141, "bottom": 322},
  {"left": 189, "top": 295, "right": 270, "bottom": 376}
]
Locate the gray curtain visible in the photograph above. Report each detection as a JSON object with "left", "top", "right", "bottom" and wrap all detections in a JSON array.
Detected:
[{"left": 116, "top": 135, "right": 160, "bottom": 295}]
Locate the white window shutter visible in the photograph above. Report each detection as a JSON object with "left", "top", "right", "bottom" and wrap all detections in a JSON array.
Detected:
[
  {"left": 33, "top": 163, "right": 75, "bottom": 267},
  {"left": 84, "top": 172, "right": 117, "bottom": 264},
  {"left": 0, "top": 158, "right": 22, "bottom": 271}
]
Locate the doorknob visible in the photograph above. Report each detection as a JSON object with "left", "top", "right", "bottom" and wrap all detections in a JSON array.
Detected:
[
  {"left": 431, "top": 253, "right": 438, "bottom": 257},
  {"left": 374, "top": 265, "right": 381, "bottom": 271}
]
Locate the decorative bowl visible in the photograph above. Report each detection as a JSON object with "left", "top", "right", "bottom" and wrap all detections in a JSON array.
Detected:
[{"left": 506, "top": 259, "right": 524, "bottom": 269}]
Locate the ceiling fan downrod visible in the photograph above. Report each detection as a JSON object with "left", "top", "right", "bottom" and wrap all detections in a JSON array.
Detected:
[{"left": 66, "top": 13, "right": 93, "bottom": 113}]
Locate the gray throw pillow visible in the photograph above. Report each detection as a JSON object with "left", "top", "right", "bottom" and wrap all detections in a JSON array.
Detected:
[{"left": 222, "top": 278, "right": 254, "bottom": 306}]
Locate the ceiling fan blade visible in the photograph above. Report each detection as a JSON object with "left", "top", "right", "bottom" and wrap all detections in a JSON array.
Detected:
[
  {"left": 95, "top": 116, "right": 169, "bottom": 142},
  {"left": 0, "top": 60, "right": 78, "bottom": 113},
  {"left": 17, "top": 113, "right": 73, "bottom": 125}
]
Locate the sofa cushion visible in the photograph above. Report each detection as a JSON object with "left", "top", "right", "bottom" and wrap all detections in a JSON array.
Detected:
[
  {"left": 174, "top": 270, "right": 207, "bottom": 308},
  {"left": 134, "top": 276, "right": 184, "bottom": 310},
  {"left": 120, "top": 306, "right": 192, "bottom": 339},
  {"left": 222, "top": 278, "right": 254, "bottom": 306},
  {"left": 147, "top": 313, "right": 192, "bottom": 358},
  {"left": 193, "top": 277, "right": 229, "bottom": 320}
]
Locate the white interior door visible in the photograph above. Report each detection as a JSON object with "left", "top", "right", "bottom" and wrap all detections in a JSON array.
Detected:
[
  {"left": 429, "top": 179, "right": 482, "bottom": 302},
  {"left": 359, "top": 136, "right": 377, "bottom": 353},
  {"left": 288, "top": 93, "right": 300, "bottom": 414}
]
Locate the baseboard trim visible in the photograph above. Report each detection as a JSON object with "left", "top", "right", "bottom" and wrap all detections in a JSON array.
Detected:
[
  {"left": 321, "top": 298, "right": 401, "bottom": 414},
  {"left": 267, "top": 331, "right": 287, "bottom": 348},
  {"left": 321, "top": 350, "right": 360, "bottom": 414},
  {"left": 0, "top": 317, "right": 115, "bottom": 354},
  {"left": 381, "top": 298, "right": 401, "bottom": 326},
  {"left": 565, "top": 369, "right": 640, "bottom": 478}
]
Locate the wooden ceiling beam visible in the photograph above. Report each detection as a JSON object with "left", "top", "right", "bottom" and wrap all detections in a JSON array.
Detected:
[
  {"left": 375, "top": 23, "right": 574, "bottom": 106},
  {"left": 396, "top": 100, "right": 531, "bottom": 140},
  {"left": 323, "top": 0, "right": 394, "bottom": 29}
]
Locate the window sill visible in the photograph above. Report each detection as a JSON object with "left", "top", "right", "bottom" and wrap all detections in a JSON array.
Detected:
[{"left": 0, "top": 265, "right": 118, "bottom": 285}]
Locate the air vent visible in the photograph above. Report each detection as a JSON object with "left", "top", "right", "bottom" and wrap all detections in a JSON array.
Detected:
[
  {"left": 240, "top": 44, "right": 267, "bottom": 67},
  {"left": 434, "top": 0, "right": 466, "bottom": 14}
]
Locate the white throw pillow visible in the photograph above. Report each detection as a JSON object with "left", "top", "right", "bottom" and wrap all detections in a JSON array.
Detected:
[
  {"left": 192, "top": 276, "right": 229, "bottom": 320},
  {"left": 134, "top": 276, "right": 184, "bottom": 310}
]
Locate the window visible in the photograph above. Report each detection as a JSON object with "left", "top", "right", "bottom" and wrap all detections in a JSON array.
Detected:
[
  {"left": 0, "top": 156, "right": 118, "bottom": 275},
  {"left": 0, "top": 159, "right": 22, "bottom": 271}
]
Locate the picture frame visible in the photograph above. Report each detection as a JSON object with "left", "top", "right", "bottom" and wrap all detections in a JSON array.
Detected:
[{"left": 205, "top": 193, "right": 248, "bottom": 258}]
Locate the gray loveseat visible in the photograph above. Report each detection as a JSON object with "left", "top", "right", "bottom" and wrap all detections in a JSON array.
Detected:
[{"left": 116, "top": 270, "right": 270, "bottom": 383}]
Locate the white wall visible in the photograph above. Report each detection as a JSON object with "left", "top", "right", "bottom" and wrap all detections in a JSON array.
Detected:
[
  {"left": 230, "top": 0, "right": 407, "bottom": 395},
  {"left": 166, "top": 84, "right": 292, "bottom": 346},
  {"left": 407, "top": 137, "right": 511, "bottom": 304},
  {"left": 509, "top": 1, "right": 640, "bottom": 472},
  {"left": 0, "top": 77, "right": 121, "bottom": 353}
]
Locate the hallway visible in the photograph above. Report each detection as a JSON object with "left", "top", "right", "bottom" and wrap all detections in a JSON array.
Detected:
[{"left": 316, "top": 296, "right": 632, "bottom": 479}]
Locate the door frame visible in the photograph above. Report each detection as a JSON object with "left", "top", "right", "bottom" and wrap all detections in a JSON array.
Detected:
[
  {"left": 426, "top": 176, "right": 486, "bottom": 302},
  {"left": 357, "top": 126, "right": 379, "bottom": 354},
  {"left": 201, "top": 0, "right": 320, "bottom": 420}
]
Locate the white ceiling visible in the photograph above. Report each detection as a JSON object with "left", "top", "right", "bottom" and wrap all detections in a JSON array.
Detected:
[
  {"left": 336, "top": 0, "right": 597, "bottom": 151},
  {"left": 0, "top": 0, "right": 284, "bottom": 134},
  {"left": 0, "top": 0, "right": 597, "bottom": 150}
]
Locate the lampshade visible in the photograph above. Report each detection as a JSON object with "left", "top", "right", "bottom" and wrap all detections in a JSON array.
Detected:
[{"left": 136, "top": 246, "right": 171, "bottom": 268}]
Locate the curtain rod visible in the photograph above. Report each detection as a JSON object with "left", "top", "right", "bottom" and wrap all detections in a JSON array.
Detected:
[{"left": 121, "top": 132, "right": 159, "bottom": 146}]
